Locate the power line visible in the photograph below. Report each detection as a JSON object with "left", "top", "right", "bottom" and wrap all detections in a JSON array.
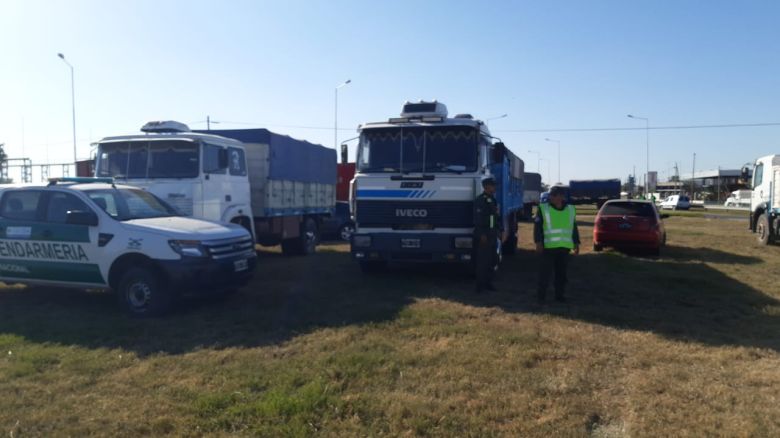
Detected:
[{"left": 493, "top": 122, "right": 780, "bottom": 133}]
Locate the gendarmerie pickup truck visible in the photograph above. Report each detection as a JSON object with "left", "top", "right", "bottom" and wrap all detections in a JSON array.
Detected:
[{"left": 0, "top": 177, "right": 256, "bottom": 316}]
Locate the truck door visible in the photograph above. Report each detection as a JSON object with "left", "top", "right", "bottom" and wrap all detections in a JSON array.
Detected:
[
  {"left": 751, "top": 162, "right": 765, "bottom": 210},
  {"left": 0, "top": 189, "right": 105, "bottom": 285}
]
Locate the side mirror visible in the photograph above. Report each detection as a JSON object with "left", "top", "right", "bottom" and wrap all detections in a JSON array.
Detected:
[
  {"left": 340, "top": 144, "right": 348, "bottom": 164},
  {"left": 491, "top": 142, "right": 506, "bottom": 162},
  {"left": 218, "top": 148, "right": 229, "bottom": 169},
  {"left": 66, "top": 210, "right": 99, "bottom": 226}
]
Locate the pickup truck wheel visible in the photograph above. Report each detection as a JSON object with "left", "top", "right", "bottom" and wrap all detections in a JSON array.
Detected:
[
  {"left": 116, "top": 267, "right": 172, "bottom": 317},
  {"left": 757, "top": 214, "right": 773, "bottom": 245}
]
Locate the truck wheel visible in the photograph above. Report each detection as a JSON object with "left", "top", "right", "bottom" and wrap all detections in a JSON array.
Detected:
[
  {"left": 359, "top": 261, "right": 386, "bottom": 273},
  {"left": 281, "top": 218, "right": 319, "bottom": 256},
  {"left": 116, "top": 267, "right": 172, "bottom": 317},
  {"left": 756, "top": 214, "right": 774, "bottom": 245},
  {"left": 339, "top": 222, "right": 355, "bottom": 242}
]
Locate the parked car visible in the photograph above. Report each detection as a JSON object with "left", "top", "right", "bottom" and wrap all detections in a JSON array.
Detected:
[
  {"left": 660, "top": 195, "right": 690, "bottom": 210},
  {"left": 593, "top": 200, "right": 668, "bottom": 255}
]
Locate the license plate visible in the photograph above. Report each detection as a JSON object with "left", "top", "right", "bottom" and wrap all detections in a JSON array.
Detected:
[
  {"left": 619, "top": 223, "right": 632, "bottom": 230},
  {"left": 401, "top": 238, "right": 421, "bottom": 249},
  {"left": 233, "top": 259, "right": 248, "bottom": 272}
]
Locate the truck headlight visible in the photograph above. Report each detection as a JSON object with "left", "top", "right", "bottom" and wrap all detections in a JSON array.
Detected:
[
  {"left": 454, "top": 237, "right": 473, "bottom": 249},
  {"left": 168, "top": 240, "right": 207, "bottom": 257},
  {"left": 353, "top": 235, "right": 371, "bottom": 247}
]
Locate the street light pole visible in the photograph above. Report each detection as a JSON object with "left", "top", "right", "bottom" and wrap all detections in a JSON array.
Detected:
[
  {"left": 334, "top": 79, "right": 351, "bottom": 149},
  {"left": 544, "top": 138, "right": 561, "bottom": 183},
  {"left": 627, "top": 114, "right": 650, "bottom": 195},
  {"left": 57, "top": 53, "right": 77, "bottom": 164}
]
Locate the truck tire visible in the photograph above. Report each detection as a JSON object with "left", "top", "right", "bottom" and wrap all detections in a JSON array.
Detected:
[
  {"left": 282, "top": 218, "right": 319, "bottom": 256},
  {"left": 116, "top": 267, "right": 172, "bottom": 317},
  {"left": 756, "top": 214, "right": 774, "bottom": 245}
]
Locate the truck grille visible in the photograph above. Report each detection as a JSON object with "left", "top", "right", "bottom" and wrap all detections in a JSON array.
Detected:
[
  {"left": 355, "top": 200, "right": 474, "bottom": 228},
  {"left": 204, "top": 236, "right": 255, "bottom": 260}
]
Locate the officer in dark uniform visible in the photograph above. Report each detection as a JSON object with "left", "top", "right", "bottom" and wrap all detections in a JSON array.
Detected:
[{"left": 474, "top": 176, "right": 501, "bottom": 293}]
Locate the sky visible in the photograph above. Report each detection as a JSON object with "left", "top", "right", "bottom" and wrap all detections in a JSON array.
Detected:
[{"left": 1, "top": 0, "right": 779, "bottom": 184}]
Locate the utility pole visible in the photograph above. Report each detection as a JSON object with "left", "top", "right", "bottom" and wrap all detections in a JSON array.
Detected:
[
  {"left": 691, "top": 153, "right": 696, "bottom": 200},
  {"left": 207, "top": 115, "right": 211, "bottom": 130}
]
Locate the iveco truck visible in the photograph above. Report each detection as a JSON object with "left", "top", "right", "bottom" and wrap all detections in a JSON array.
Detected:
[
  {"left": 349, "top": 101, "right": 524, "bottom": 272},
  {"left": 95, "top": 122, "right": 336, "bottom": 255}
]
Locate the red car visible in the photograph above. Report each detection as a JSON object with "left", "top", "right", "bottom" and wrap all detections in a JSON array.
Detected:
[{"left": 593, "top": 200, "right": 668, "bottom": 255}]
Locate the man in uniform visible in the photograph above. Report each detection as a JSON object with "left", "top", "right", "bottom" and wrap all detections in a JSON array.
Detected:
[
  {"left": 474, "top": 176, "right": 501, "bottom": 293},
  {"left": 535, "top": 185, "right": 579, "bottom": 303}
]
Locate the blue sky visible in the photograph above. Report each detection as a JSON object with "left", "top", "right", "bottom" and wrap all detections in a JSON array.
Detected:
[{"left": 2, "top": 0, "right": 779, "bottom": 183}]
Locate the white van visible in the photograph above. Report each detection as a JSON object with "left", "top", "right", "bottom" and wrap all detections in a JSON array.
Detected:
[
  {"left": 0, "top": 178, "right": 256, "bottom": 316},
  {"left": 660, "top": 195, "right": 691, "bottom": 210}
]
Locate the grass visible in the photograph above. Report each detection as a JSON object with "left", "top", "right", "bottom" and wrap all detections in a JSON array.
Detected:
[{"left": 1, "top": 216, "right": 780, "bottom": 436}]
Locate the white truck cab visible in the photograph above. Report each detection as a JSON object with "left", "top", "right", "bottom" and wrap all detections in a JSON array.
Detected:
[
  {"left": 0, "top": 178, "right": 256, "bottom": 316},
  {"left": 748, "top": 154, "right": 780, "bottom": 245}
]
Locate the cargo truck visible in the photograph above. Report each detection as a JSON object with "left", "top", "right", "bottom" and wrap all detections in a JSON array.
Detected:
[
  {"left": 747, "top": 154, "right": 780, "bottom": 245},
  {"left": 349, "top": 101, "right": 524, "bottom": 272},
  {"left": 94, "top": 122, "right": 336, "bottom": 255},
  {"left": 568, "top": 179, "right": 621, "bottom": 207},
  {"left": 522, "top": 172, "right": 542, "bottom": 220}
]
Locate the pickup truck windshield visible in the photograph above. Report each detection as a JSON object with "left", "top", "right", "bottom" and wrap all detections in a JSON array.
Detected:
[
  {"left": 97, "top": 140, "right": 199, "bottom": 179},
  {"left": 85, "top": 188, "right": 179, "bottom": 221},
  {"left": 357, "top": 126, "right": 478, "bottom": 173}
]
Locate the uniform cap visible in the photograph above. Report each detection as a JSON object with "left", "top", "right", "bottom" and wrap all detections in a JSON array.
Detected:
[
  {"left": 549, "top": 184, "right": 567, "bottom": 196},
  {"left": 481, "top": 176, "right": 497, "bottom": 186}
]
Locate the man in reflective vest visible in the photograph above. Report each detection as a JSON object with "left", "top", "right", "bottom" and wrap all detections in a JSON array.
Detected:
[
  {"left": 474, "top": 176, "right": 502, "bottom": 293},
  {"left": 534, "top": 185, "right": 580, "bottom": 303}
]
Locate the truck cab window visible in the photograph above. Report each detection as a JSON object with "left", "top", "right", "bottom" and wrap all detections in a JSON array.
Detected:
[
  {"left": 754, "top": 163, "right": 764, "bottom": 186},
  {"left": 228, "top": 147, "right": 247, "bottom": 176},
  {"left": 203, "top": 144, "right": 227, "bottom": 174},
  {"left": 0, "top": 191, "right": 43, "bottom": 221}
]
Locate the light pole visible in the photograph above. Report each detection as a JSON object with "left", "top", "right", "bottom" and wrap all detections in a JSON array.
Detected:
[
  {"left": 334, "top": 79, "right": 351, "bottom": 149},
  {"left": 544, "top": 138, "right": 561, "bottom": 183},
  {"left": 627, "top": 114, "right": 650, "bottom": 194},
  {"left": 527, "top": 150, "right": 541, "bottom": 172},
  {"left": 486, "top": 113, "right": 508, "bottom": 125},
  {"left": 57, "top": 53, "right": 77, "bottom": 164}
]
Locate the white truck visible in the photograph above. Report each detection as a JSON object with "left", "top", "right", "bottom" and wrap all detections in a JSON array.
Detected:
[
  {"left": 747, "top": 155, "right": 780, "bottom": 245},
  {"left": 94, "top": 122, "right": 336, "bottom": 255},
  {"left": 724, "top": 190, "right": 752, "bottom": 208},
  {"left": 0, "top": 178, "right": 256, "bottom": 316},
  {"left": 349, "top": 101, "right": 524, "bottom": 272}
]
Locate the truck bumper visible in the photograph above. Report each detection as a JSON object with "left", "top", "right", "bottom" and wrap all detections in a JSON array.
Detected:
[
  {"left": 351, "top": 232, "right": 474, "bottom": 263},
  {"left": 158, "top": 251, "right": 257, "bottom": 294}
]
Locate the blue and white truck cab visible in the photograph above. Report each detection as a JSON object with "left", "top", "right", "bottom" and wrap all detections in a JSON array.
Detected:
[
  {"left": 349, "top": 101, "right": 524, "bottom": 271},
  {"left": 0, "top": 178, "right": 256, "bottom": 316}
]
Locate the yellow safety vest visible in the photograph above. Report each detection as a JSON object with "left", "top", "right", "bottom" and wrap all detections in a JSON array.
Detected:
[{"left": 540, "top": 203, "right": 575, "bottom": 249}]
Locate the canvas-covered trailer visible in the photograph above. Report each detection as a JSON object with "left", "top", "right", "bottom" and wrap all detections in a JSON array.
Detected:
[{"left": 196, "top": 129, "right": 336, "bottom": 253}]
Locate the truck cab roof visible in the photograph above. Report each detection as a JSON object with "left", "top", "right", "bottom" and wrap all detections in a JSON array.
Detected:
[{"left": 98, "top": 131, "right": 244, "bottom": 148}]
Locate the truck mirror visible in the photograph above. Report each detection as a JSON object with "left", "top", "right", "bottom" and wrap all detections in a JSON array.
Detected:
[
  {"left": 340, "top": 144, "right": 348, "bottom": 164},
  {"left": 491, "top": 142, "right": 506, "bottom": 162},
  {"left": 741, "top": 166, "right": 750, "bottom": 182},
  {"left": 218, "top": 148, "right": 229, "bottom": 169},
  {"left": 66, "top": 210, "right": 99, "bottom": 227}
]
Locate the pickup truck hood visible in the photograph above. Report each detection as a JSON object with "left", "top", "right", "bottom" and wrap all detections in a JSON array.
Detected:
[{"left": 121, "top": 216, "right": 247, "bottom": 241}]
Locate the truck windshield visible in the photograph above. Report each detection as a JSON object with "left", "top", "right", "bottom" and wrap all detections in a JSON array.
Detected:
[
  {"left": 97, "top": 140, "right": 199, "bottom": 179},
  {"left": 85, "top": 188, "right": 179, "bottom": 221},
  {"left": 357, "top": 126, "right": 478, "bottom": 173}
]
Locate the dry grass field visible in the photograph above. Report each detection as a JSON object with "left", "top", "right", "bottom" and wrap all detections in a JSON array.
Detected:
[{"left": 2, "top": 215, "right": 780, "bottom": 436}]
